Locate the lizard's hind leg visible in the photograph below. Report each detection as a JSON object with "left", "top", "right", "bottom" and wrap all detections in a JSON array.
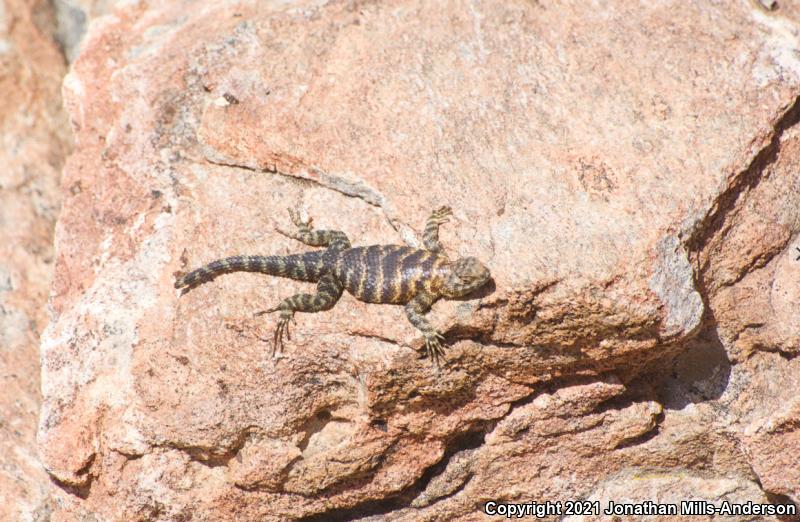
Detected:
[
  {"left": 259, "top": 273, "right": 344, "bottom": 356},
  {"left": 277, "top": 207, "right": 351, "bottom": 251}
]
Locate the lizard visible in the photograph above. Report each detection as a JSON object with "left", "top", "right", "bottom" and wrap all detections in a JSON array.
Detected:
[{"left": 174, "top": 206, "right": 491, "bottom": 366}]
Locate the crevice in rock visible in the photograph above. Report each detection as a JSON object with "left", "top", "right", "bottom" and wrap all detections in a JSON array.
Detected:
[
  {"left": 297, "top": 409, "right": 334, "bottom": 453},
  {"left": 296, "top": 373, "right": 655, "bottom": 519},
  {"left": 202, "top": 157, "right": 385, "bottom": 210},
  {"left": 682, "top": 95, "right": 800, "bottom": 361},
  {"left": 414, "top": 471, "right": 474, "bottom": 509},
  {"left": 168, "top": 428, "right": 253, "bottom": 469},
  {"left": 49, "top": 453, "right": 95, "bottom": 500},
  {"left": 405, "top": 424, "right": 489, "bottom": 499},
  {"left": 594, "top": 392, "right": 640, "bottom": 416},
  {"left": 763, "top": 491, "right": 800, "bottom": 522},
  {"left": 687, "top": 95, "right": 800, "bottom": 262},
  {"left": 204, "top": 156, "right": 315, "bottom": 185},
  {"left": 200, "top": 157, "right": 414, "bottom": 244},
  {"left": 746, "top": 340, "right": 798, "bottom": 361},
  {"left": 183, "top": 447, "right": 239, "bottom": 468},
  {"left": 51, "top": 477, "right": 92, "bottom": 501},
  {"left": 114, "top": 449, "right": 144, "bottom": 462},
  {"left": 751, "top": 472, "right": 800, "bottom": 521},
  {"left": 406, "top": 451, "right": 476, "bottom": 509},
  {"left": 295, "top": 422, "right": 492, "bottom": 521},
  {"left": 677, "top": 97, "right": 800, "bottom": 383},
  {"left": 294, "top": 387, "right": 543, "bottom": 518}
]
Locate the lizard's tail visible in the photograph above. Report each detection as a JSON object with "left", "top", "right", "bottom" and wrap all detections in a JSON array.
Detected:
[{"left": 174, "top": 252, "right": 324, "bottom": 290}]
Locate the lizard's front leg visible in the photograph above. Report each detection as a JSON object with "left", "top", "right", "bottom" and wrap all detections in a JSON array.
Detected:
[
  {"left": 404, "top": 292, "right": 446, "bottom": 367},
  {"left": 422, "top": 205, "right": 453, "bottom": 253},
  {"left": 276, "top": 207, "right": 351, "bottom": 251},
  {"left": 258, "top": 273, "right": 343, "bottom": 356}
]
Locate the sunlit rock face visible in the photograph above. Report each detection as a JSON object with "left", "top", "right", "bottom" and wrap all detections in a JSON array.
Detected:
[{"left": 37, "top": 0, "right": 800, "bottom": 520}]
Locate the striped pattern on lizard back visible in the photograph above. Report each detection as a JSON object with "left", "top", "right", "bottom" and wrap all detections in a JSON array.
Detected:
[
  {"left": 174, "top": 205, "right": 491, "bottom": 367},
  {"left": 334, "top": 245, "right": 449, "bottom": 304}
]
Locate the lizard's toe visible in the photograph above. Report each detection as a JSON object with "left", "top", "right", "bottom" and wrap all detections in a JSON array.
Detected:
[
  {"left": 432, "top": 206, "right": 453, "bottom": 221},
  {"left": 271, "top": 311, "right": 295, "bottom": 356},
  {"left": 424, "top": 332, "right": 447, "bottom": 367}
]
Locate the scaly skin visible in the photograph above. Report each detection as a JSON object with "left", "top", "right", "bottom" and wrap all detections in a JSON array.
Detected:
[{"left": 175, "top": 206, "right": 491, "bottom": 366}]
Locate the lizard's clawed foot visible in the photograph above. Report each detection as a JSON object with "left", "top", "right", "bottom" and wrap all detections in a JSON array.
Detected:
[
  {"left": 423, "top": 331, "right": 447, "bottom": 368},
  {"left": 430, "top": 206, "right": 453, "bottom": 225},
  {"left": 271, "top": 310, "right": 294, "bottom": 356},
  {"left": 288, "top": 207, "right": 313, "bottom": 231},
  {"left": 276, "top": 207, "right": 313, "bottom": 239}
]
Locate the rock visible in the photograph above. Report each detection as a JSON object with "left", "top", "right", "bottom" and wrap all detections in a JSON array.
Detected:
[
  {"left": 0, "top": 0, "right": 70, "bottom": 520},
  {"left": 39, "top": 0, "right": 800, "bottom": 520},
  {"left": 52, "top": 0, "right": 124, "bottom": 62}
]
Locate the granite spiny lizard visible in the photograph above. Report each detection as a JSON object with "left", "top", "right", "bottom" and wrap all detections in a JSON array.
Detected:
[{"left": 175, "top": 206, "right": 491, "bottom": 366}]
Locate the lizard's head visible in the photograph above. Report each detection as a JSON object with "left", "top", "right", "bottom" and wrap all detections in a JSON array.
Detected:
[{"left": 444, "top": 257, "right": 491, "bottom": 298}]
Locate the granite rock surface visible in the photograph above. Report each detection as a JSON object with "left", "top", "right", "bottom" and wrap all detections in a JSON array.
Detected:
[
  {"left": 37, "top": 0, "right": 800, "bottom": 520},
  {"left": 0, "top": 0, "right": 70, "bottom": 520}
]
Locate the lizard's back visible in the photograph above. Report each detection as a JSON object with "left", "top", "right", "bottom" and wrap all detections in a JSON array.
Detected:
[{"left": 333, "top": 245, "right": 448, "bottom": 304}]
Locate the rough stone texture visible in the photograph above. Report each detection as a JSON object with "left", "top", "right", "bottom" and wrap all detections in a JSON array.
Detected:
[
  {"left": 52, "top": 0, "right": 122, "bottom": 61},
  {"left": 39, "top": 0, "right": 800, "bottom": 520},
  {"left": 0, "top": 0, "right": 70, "bottom": 520}
]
